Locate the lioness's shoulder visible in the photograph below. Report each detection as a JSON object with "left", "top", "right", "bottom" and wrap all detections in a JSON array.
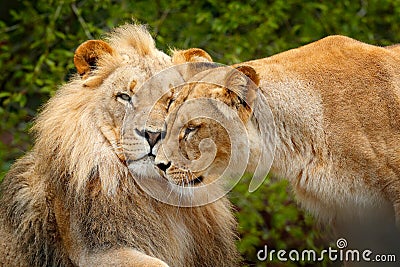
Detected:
[
  {"left": 246, "top": 35, "right": 400, "bottom": 80},
  {"left": 300, "top": 35, "right": 371, "bottom": 55},
  {"left": 312, "top": 35, "right": 400, "bottom": 58},
  {"left": 315, "top": 35, "right": 361, "bottom": 46}
]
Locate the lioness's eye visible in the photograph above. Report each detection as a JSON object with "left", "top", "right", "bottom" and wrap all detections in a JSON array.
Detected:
[
  {"left": 116, "top": 92, "right": 131, "bottom": 102},
  {"left": 166, "top": 98, "right": 174, "bottom": 110},
  {"left": 184, "top": 126, "right": 197, "bottom": 136}
]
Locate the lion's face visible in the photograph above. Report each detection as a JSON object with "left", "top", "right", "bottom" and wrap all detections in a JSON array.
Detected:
[
  {"left": 71, "top": 36, "right": 176, "bottom": 186},
  {"left": 72, "top": 35, "right": 215, "bottom": 185},
  {"left": 155, "top": 66, "right": 260, "bottom": 188},
  {"left": 96, "top": 65, "right": 163, "bottom": 178}
]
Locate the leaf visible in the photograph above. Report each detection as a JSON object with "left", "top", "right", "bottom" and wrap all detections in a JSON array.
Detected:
[{"left": 0, "top": 92, "right": 11, "bottom": 98}]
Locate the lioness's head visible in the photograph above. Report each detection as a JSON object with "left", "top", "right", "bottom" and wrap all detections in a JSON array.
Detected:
[{"left": 155, "top": 65, "right": 264, "bottom": 194}]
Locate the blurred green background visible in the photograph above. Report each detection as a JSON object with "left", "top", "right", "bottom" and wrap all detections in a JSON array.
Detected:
[{"left": 1, "top": 1, "right": 400, "bottom": 266}]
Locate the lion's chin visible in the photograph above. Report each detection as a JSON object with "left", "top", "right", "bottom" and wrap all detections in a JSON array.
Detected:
[
  {"left": 169, "top": 175, "right": 204, "bottom": 187},
  {"left": 127, "top": 156, "right": 161, "bottom": 179}
]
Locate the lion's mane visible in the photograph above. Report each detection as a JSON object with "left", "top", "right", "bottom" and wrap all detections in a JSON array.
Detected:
[{"left": 0, "top": 24, "right": 239, "bottom": 267}]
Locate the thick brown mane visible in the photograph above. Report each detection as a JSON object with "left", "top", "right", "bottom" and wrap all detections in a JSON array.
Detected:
[
  {"left": 33, "top": 79, "right": 129, "bottom": 196},
  {"left": 106, "top": 24, "right": 158, "bottom": 56}
]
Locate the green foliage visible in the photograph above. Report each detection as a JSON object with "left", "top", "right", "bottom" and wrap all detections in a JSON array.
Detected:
[{"left": 1, "top": 0, "right": 400, "bottom": 265}]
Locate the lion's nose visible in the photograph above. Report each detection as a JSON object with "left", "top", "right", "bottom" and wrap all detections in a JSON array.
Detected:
[
  {"left": 135, "top": 129, "right": 162, "bottom": 149},
  {"left": 145, "top": 130, "right": 161, "bottom": 148}
]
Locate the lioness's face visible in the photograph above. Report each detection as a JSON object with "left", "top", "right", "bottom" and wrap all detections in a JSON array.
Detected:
[
  {"left": 156, "top": 66, "right": 259, "bottom": 187},
  {"left": 157, "top": 114, "right": 232, "bottom": 186}
]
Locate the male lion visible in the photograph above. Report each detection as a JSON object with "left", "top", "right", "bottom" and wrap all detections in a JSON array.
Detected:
[
  {"left": 0, "top": 24, "right": 239, "bottom": 266},
  {"left": 156, "top": 36, "right": 400, "bottom": 262}
]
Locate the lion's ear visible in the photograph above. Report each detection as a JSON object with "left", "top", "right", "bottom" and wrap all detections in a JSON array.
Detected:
[
  {"left": 74, "top": 40, "right": 114, "bottom": 79},
  {"left": 171, "top": 48, "right": 213, "bottom": 64},
  {"left": 224, "top": 65, "right": 259, "bottom": 110}
]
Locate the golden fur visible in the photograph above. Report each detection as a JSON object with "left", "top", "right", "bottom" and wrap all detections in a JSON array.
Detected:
[
  {"left": 0, "top": 24, "right": 239, "bottom": 266},
  {"left": 157, "top": 36, "right": 400, "bottom": 256}
]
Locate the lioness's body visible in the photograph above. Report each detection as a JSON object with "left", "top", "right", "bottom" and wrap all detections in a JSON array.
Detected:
[
  {"left": 0, "top": 24, "right": 239, "bottom": 267},
  {"left": 231, "top": 36, "right": 400, "bottom": 221},
  {"left": 159, "top": 36, "right": 400, "bottom": 260},
  {"left": 242, "top": 36, "right": 400, "bottom": 223}
]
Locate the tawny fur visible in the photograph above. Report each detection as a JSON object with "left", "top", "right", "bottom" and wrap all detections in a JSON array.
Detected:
[{"left": 0, "top": 24, "right": 239, "bottom": 267}]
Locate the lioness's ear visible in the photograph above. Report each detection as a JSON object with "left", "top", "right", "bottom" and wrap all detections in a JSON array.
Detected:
[
  {"left": 171, "top": 48, "right": 213, "bottom": 64},
  {"left": 225, "top": 65, "right": 259, "bottom": 109},
  {"left": 234, "top": 65, "right": 260, "bottom": 86},
  {"left": 172, "top": 48, "right": 216, "bottom": 82},
  {"left": 74, "top": 40, "right": 114, "bottom": 79}
]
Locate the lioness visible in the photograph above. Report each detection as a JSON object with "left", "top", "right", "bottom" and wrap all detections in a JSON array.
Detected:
[{"left": 156, "top": 35, "right": 400, "bottom": 262}]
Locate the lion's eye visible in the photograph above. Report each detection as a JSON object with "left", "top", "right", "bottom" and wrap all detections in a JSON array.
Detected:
[{"left": 116, "top": 92, "right": 131, "bottom": 102}]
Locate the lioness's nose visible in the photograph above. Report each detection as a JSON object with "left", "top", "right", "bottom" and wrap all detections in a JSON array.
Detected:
[
  {"left": 155, "top": 144, "right": 171, "bottom": 173},
  {"left": 156, "top": 161, "right": 171, "bottom": 173},
  {"left": 135, "top": 129, "right": 163, "bottom": 148}
]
